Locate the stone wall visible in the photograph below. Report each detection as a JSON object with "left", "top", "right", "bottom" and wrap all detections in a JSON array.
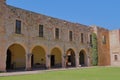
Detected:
[
  {"left": 1, "top": 0, "right": 119, "bottom": 71},
  {"left": 0, "top": 2, "right": 92, "bottom": 71},
  {"left": 92, "top": 26, "right": 110, "bottom": 66},
  {"left": 0, "top": 0, "right": 7, "bottom": 72},
  {"left": 110, "top": 30, "right": 120, "bottom": 66}
]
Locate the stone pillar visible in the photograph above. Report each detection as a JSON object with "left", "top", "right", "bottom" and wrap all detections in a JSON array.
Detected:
[
  {"left": 0, "top": 0, "right": 7, "bottom": 72},
  {"left": 46, "top": 53, "right": 51, "bottom": 69},
  {"left": 87, "top": 53, "right": 90, "bottom": 66},
  {"left": 62, "top": 53, "right": 66, "bottom": 68},
  {"left": 0, "top": 48, "right": 6, "bottom": 72},
  {"left": 75, "top": 53, "right": 80, "bottom": 68},
  {"left": 25, "top": 53, "right": 32, "bottom": 71}
]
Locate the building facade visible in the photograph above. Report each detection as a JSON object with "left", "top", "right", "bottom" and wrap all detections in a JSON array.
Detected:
[
  {"left": 0, "top": 0, "right": 119, "bottom": 72},
  {"left": 110, "top": 30, "right": 120, "bottom": 66}
]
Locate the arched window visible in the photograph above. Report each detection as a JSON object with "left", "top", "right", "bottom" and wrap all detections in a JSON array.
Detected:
[
  {"left": 114, "top": 55, "right": 118, "bottom": 61},
  {"left": 102, "top": 35, "right": 106, "bottom": 44}
]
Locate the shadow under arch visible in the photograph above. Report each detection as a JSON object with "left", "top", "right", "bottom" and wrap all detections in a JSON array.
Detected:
[
  {"left": 66, "top": 49, "right": 76, "bottom": 67},
  {"left": 50, "top": 47, "right": 62, "bottom": 68},
  {"left": 31, "top": 46, "right": 46, "bottom": 69},
  {"left": 79, "top": 50, "right": 87, "bottom": 67}
]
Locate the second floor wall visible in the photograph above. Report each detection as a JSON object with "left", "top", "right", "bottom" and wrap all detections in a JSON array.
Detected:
[{"left": 4, "top": 5, "right": 92, "bottom": 48}]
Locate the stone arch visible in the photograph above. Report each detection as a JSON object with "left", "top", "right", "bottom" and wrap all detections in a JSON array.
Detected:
[
  {"left": 66, "top": 49, "right": 76, "bottom": 67},
  {"left": 6, "top": 43, "right": 26, "bottom": 70},
  {"left": 79, "top": 49, "right": 87, "bottom": 66},
  {"left": 31, "top": 46, "right": 46, "bottom": 69},
  {"left": 30, "top": 44, "right": 47, "bottom": 54},
  {"left": 6, "top": 42, "right": 27, "bottom": 52},
  {"left": 50, "top": 47, "right": 62, "bottom": 68}
]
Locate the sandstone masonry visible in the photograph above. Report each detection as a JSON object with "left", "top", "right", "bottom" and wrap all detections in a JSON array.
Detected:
[{"left": 0, "top": 0, "right": 119, "bottom": 72}]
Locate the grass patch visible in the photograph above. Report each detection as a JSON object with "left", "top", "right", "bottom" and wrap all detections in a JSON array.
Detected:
[{"left": 0, "top": 67, "right": 120, "bottom": 80}]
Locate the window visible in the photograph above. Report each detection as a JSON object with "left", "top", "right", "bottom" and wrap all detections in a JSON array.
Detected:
[
  {"left": 39, "top": 25, "right": 43, "bottom": 37},
  {"left": 15, "top": 20, "right": 21, "bottom": 34},
  {"left": 114, "top": 55, "right": 118, "bottom": 61},
  {"left": 69, "top": 31, "right": 73, "bottom": 41},
  {"left": 55, "top": 28, "right": 59, "bottom": 39},
  {"left": 102, "top": 35, "right": 106, "bottom": 44},
  {"left": 90, "top": 35, "right": 92, "bottom": 44},
  {"left": 81, "top": 33, "right": 84, "bottom": 43}
]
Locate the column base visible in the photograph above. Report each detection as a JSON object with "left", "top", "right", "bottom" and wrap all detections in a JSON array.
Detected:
[
  {"left": 0, "top": 68, "right": 6, "bottom": 72},
  {"left": 25, "top": 67, "right": 32, "bottom": 71},
  {"left": 46, "top": 66, "right": 51, "bottom": 69}
]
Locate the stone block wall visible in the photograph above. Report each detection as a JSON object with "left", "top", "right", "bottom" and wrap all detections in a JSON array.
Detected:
[
  {"left": 0, "top": 1, "right": 92, "bottom": 71},
  {"left": 110, "top": 30, "right": 120, "bottom": 66},
  {"left": 92, "top": 26, "right": 110, "bottom": 66},
  {"left": 1, "top": 0, "right": 120, "bottom": 71}
]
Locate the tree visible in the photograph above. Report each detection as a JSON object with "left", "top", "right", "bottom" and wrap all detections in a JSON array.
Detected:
[{"left": 91, "top": 33, "right": 98, "bottom": 66}]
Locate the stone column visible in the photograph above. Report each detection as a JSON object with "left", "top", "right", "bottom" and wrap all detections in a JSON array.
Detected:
[
  {"left": 46, "top": 53, "right": 51, "bottom": 69},
  {"left": 0, "top": 53, "right": 6, "bottom": 72},
  {"left": 25, "top": 53, "right": 32, "bottom": 71},
  {"left": 87, "top": 53, "right": 90, "bottom": 66},
  {"left": 0, "top": 46, "right": 6, "bottom": 72},
  {"left": 75, "top": 53, "right": 80, "bottom": 68},
  {"left": 62, "top": 53, "right": 66, "bottom": 68}
]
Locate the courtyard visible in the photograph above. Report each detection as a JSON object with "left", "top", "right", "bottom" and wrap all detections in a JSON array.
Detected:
[{"left": 0, "top": 67, "right": 120, "bottom": 80}]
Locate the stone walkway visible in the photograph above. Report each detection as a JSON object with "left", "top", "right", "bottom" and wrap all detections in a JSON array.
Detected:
[{"left": 0, "top": 68, "right": 79, "bottom": 77}]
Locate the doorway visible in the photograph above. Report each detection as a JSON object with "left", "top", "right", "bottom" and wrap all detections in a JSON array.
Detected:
[
  {"left": 31, "top": 54, "right": 34, "bottom": 67},
  {"left": 79, "top": 50, "right": 87, "bottom": 67},
  {"left": 51, "top": 55, "right": 55, "bottom": 67},
  {"left": 80, "top": 53, "right": 85, "bottom": 65},
  {"left": 6, "top": 49, "right": 12, "bottom": 70},
  {"left": 66, "top": 49, "right": 76, "bottom": 67}
]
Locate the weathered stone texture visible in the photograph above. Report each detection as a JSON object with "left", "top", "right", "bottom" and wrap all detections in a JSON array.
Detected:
[
  {"left": 110, "top": 30, "right": 120, "bottom": 66},
  {"left": 92, "top": 26, "right": 110, "bottom": 66},
  {"left": 0, "top": 0, "right": 119, "bottom": 71}
]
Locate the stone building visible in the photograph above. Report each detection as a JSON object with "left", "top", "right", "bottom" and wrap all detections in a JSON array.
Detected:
[{"left": 0, "top": 0, "right": 119, "bottom": 72}]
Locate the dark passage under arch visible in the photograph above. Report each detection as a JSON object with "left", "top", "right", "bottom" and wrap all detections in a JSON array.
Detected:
[
  {"left": 79, "top": 53, "right": 85, "bottom": 65},
  {"left": 79, "top": 50, "right": 86, "bottom": 67},
  {"left": 6, "top": 49, "right": 12, "bottom": 70}
]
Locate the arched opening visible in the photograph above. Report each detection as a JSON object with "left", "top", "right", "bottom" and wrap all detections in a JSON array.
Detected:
[
  {"left": 50, "top": 48, "right": 62, "bottom": 68},
  {"left": 6, "top": 44, "right": 26, "bottom": 70},
  {"left": 66, "top": 49, "right": 76, "bottom": 67},
  {"left": 79, "top": 50, "right": 87, "bottom": 67},
  {"left": 31, "top": 54, "right": 34, "bottom": 67},
  {"left": 6, "top": 49, "right": 12, "bottom": 69},
  {"left": 32, "top": 46, "right": 46, "bottom": 69}
]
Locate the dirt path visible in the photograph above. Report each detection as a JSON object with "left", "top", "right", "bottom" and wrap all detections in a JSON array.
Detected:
[{"left": 0, "top": 68, "right": 78, "bottom": 77}]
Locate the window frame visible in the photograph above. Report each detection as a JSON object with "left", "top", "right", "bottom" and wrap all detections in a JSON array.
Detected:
[
  {"left": 114, "top": 55, "right": 118, "bottom": 61},
  {"left": 15, "top": 20, "right": 21, "bottom": 34},
  {"left": 102, "top": 35, "right": 106, "bottom": 44},
  {"left": 90, "top": 34, "right": 92, "bottom": 44},
  {"left": 39, "top": 25, "right": 44, "bottom": 37},
  {"left": 69, "top": 31, "right": 73, "bottom": 41},
  {"left": 81, "top": 33, "right": 84, "bottom": 43},
  {"left": 55, "top": 28, "right": 59, "bottom": 39}
]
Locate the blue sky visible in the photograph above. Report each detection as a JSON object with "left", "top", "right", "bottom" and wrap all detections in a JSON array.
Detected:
[{"left": 7, "top": 0, "right": 120, "bottom": 30}]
